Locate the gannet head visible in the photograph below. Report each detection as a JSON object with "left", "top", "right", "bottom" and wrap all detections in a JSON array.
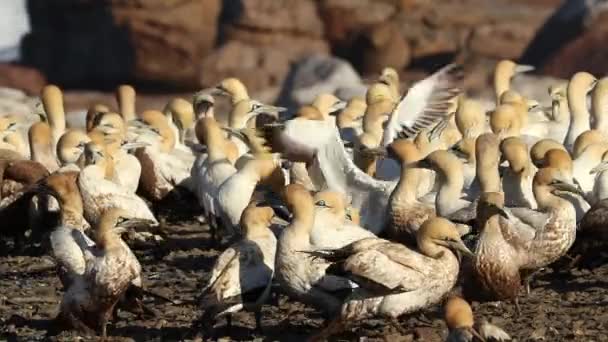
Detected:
[
  {"left": 489, "top": 104, "right": 519, "bottom": 138},
  {"left": 444, "top": 295, "right": 474, "bottom": 330},
  {"left": 41, "top": 84, "right": 65, "bottom": 130},
  {"left": 592, "top": 78, "right": 608, "bottom": 115},
  {"left": 139, "top": 110, "right": 175, "bottom": 152},
  {"left": 85, "top": 104, "right": 110, "bottom": 132},
  {"left": 365, "top": 83, "right": 393, "bottom": 105},
  {"left": 230, "top": 99, "right": 286, "bottom": 129},
  {"left": 193, "top": 91, "right": 215, "bottom": 119},
  {"left": 312, "top": 93, "right": 347, "bottom": 118},
  {"left": 569, "top": 72, "right": 598, "bottom": 96},
  {"left": 387, "top": 139, "right": 421, "bottom": 164},
  {"left": 530, "top": 139, "right": 567, "bottom": 167},
  {"left": 83, "top": 142, "right": 107, "bottom": 166},
  {"left": 572, "top": 129, "right": 605, "bottom": 158},
  {"left": 379, "top": 67, "right": 399, "bottom": 87},
  {"left": 211, "top": 78, "right": 249, "bottom": 103},
  {"left": 57, "top": 129, "right": 91, "bottom": 165},
  {"left": 164, "top": 97, "right": 195, "bottom": 130},
  {"left": 282, "top": 183, "right": 314, "bottom": 218},
  {"left": 115, "top": 84, "right": 137, "bottom": 121},
  {"left": 412, "top": 149, "right": 462, "bottom": 177},
  {"left": 240, "top": 205, "right": 274, "bottom": 238},
  {"left": 313, "top": 191, "right": 348, "bottom": 222},
  {"left": 534, "top": 167, "right": 584, "bottom": 198},
  {"left": 97, "top": 208, "right": 154, "bottom": 247},
  {"left": 93, "top": 112, "right": 126, "bottom": 137},
  {"left": 417, "top": 217, "right": 473, "bottom": 259},
  {"left": 494, "top": 60, "right": 534, "bottom": 100},
  {"left": 449, "top": 137, "right": 476, "bottom": 163},
  {"left": 500, "top": 136, "right": 529, "bottom": 173},
  {"left": 590, "top": 149, "right": 608, "bottom": 175},
  {"left": 544, "top": 149, "right": 573, "bottom": 181},
  {"left": 477, "top": 191, "right": 510, "bottom": 222}
]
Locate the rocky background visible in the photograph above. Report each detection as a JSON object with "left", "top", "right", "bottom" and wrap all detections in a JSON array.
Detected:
[{"left": 2, "top": 0, "right": 608, "bottom": 114}]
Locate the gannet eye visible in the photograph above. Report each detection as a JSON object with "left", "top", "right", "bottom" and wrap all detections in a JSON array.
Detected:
[
  {"left": 315, "top": 200, "right": 328, "bottom": 207},
  {"left": 7, "top": 122, "right": 16, "bottom": 129},
  {"left": 252, "top": 103, "right": 261, "bottom": 111}
]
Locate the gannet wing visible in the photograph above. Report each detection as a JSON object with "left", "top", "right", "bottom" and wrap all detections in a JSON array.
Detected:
[
  {"left": 381, "top": 64, "right": 463, "bottom": 146},
  {"left": 201, "top": 240, "right": 273, "bottom": 309},
  {"left": 50, "top": 226, "right": 95, "bottom": 287},
  {"left": 88, "top": 178, "right": 157, "bottom": 223}
]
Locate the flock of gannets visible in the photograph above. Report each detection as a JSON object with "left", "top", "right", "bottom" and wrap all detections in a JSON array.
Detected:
[{"left": 2, "top": 58, "right": 608, "bottom": 340}]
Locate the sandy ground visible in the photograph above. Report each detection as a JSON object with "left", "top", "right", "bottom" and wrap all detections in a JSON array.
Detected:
[{"left": 1, "top": 196, "right": 608, "bottom": 342}]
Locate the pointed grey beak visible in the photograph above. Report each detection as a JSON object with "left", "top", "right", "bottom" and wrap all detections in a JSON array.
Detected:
[
  {"left": 121, "top": 141, "right": 150, "bottom": 151},
  {"left": 447, "top": 238, "right": 474, "bottom": 257},
  {"left": 359, "top": 146, "right": 387, "bottom": 158},
  {"left": 514, "top": 64, "right": 535, "bottom": 74},
  {"left": 330, "top": 100, "right": 347, "bottom": 114},
  {"left": 590, "top": 161, "right": 608, "bottom": 175},
  {"left": 118, "top": 218, "right": 156, "bottom": 230}
]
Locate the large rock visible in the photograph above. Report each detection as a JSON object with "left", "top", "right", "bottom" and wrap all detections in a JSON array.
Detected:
[
  {"left": 276, "top": 55, "right": 365, "bottom": 110},
  {"left": 353, "top": 22, "right": 410, "bottom": 75},
  {"left": 0, "top": 64, "right": 46, "bottom": 95},
  {"left": 540, "top": 10, "right": 608, "bottom": 78},
  {"left": 199, "top": 41, "right": 290, "bottom": 94},
  {"left": 111, "top": 0, "right": 222, "bottom": 88}
]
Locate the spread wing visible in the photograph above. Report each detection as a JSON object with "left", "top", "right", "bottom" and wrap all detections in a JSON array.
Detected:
[{"left": 381, "top": 64, "right": 463, "bottom": 146}]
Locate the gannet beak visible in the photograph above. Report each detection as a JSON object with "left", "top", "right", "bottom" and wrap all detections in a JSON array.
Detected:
[
  {"left": 260, "top": 105, "right": 287, "bottom": 114},
  {"left": 118, "top": 218, "right": 156, "bottom": 229},
  {"left": 359, "top": 146, "right": 387, "bottom": 158},
  {"left": 449, "top": 144, "right": 466, "bottom": 159},
  {"left": 208, "top": 86, "right": 227, "bottom": 96},
  {"left": 514, "top": 64, "right": 535, "bottom": 74},
  {"left": 551, "top": 180, "right": 586, "bottom": 197},
  {"left": 527, "top": 100, "right": 542, "bottom": 112},
  {"left": 221, "top": 126, "right": 246, "bottom": 142},
  {"left": 590, "top": 161, "right": 608, "bottom": 175},
  {"left": 448, "top": 238, "right": 474, "bottom": 258},
  {"left": 121, "top": 141, "right": 150, "bottom": 151},
  {"left": 329, "top": 100, "right": 347, "bottom": 114}
]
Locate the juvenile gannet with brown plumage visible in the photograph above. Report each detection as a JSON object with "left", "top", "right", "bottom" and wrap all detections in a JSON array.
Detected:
[
  {"left": 500, "top": 137, "right": 537, "bottom": 208},
  {"left": 275, "top": 184, "right": 355, "bottom": 317},
  {"left": 474, "top": 168, "right": 583, "bottom": 301},
  {"left": 493, "top": 59, "right": 535, "bottom": 104},
  {"left": 564, "top": 72, "right": 597, "bottom": 151},
  {"left": 133, "top": 110, "right": 195, "bottom": 201},
  {"left": 199, "top": 205, "right": 276, "bottom": 333},
  {"left": 310, "top": 190, "right": 375, "bottom": 249},
  {"left": 78, "top": 142, "right": 157, "bottom": 226},
  {"left": 444, "top": 295, "right": 511, "bottom": 342},
  {"left": 51, "top": 208, "right": 150, "bottom": 337},
  {"left": 308, "top": 217, "right": 472, "bottom": 340}
]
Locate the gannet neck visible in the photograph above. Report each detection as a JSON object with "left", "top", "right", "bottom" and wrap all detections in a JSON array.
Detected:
[
  {"left": 392, "top": 165, "right": 420, "bottom": 203},
  {"left": 219, "top": 78, "right": 249, "bottom": 104},
  {"left": 566, "top": 72, "right": 596, "bottom": 149},
  {"left": 475, "top": 134, "right": 501, "bottom": 193},
  {"left": 436, "top": 175, "right": 464, "bottom": 216},
  {"left": 116, "top": 84, "right": 137, "bottom": 122},
  {"left": 41, "top": 84, "right": 66, "bottom": 136},
  {"left": 285, "top": 185, "right": 315, "bottom": 237},
  {"left": 592, "top": 78, "right": 608, "bottom": 134},
  {"left": 533, "top": 183, "right": 567, "bottom": 211}
]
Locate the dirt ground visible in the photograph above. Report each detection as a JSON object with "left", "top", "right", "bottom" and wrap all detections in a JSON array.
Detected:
[{"left": 1, "top": 197, "right": 608, "bottom": 342}]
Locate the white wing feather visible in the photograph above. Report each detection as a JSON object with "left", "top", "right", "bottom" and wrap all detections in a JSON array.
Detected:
[{"left": 381, "top": 64, "right": 463, "bottom": 146}]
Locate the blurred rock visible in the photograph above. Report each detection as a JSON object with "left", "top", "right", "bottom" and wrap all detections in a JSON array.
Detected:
[
  {"left": 470, "top": 21, "right": 538, "bottom": 60},
  {"left": 199, "top": 41, "right": 290, "bottom": 95},
  {"left": 320, "top": 0, "right": 397, "bottom": 44},
  {"left": 0, "top": 64, "right": 46, "bottom": 95},
  {"left": 541, "top": 10, "right": 608, "bottom": 78},
  {"left": 277, "top": 55, "right": 364, "bottom": 110},
  {"left": 355, "top": 22, "right": 410, "bottom": 75},
  {"left": 223, "top": 0, "right": 324, "bottom": 37},
  {"left": 111, "top": 0, "right": 222, "bottom": 88}
]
